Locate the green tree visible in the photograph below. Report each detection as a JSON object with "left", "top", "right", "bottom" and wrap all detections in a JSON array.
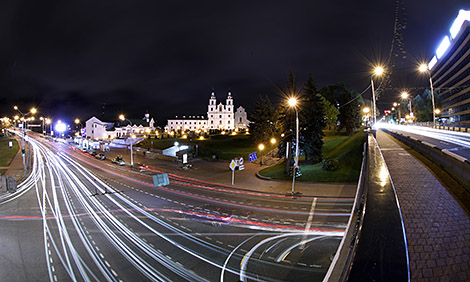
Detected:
[
  {"left": 249, "top": 95, "right": 279, "bottom": 145},
  {"left": 320, "top": 95, "right": 339, "bottom": 130},
  {"left": 336, "top": 83, "right": 362, "bottom": 135},
  {"left": 301, "top": 75, "right": 326, "bottom": 163}
]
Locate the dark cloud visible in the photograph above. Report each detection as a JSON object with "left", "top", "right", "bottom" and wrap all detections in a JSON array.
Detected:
[{"left": 1, "top": 0, "right": 469, "bottom": 124}]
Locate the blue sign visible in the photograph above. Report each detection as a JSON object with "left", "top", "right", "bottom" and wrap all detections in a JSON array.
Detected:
[
  {"left": 249, "top": 152, "right": 257, "bottom": 162},
  {"left": 152, "top": 173, "right": 170, "bottom": 187}
]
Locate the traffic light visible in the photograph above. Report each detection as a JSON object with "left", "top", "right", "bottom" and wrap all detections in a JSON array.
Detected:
[{"left": 21, "top": 149, "right": 25, "bottom": 157}]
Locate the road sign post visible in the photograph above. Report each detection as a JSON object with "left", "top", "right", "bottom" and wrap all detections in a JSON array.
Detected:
[
  {"left": 229, "top": 159, "right": 237, "bottom": 185},
  {"left": 238, "top": 157, "right": 244, "bottom": 170}
]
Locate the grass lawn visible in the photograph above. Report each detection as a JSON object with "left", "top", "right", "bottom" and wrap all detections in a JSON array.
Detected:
[
  {"left": 0, "top": 138, "right": 19, "bottom": 167},
  {"left": 259, "top": 130, "right": 365, "bottom": 183},
  {"left": 0, "top": 169, "right": 6, "bottom": 175},
  {"left": 137, "top": 134, "right": 275, "bottom": 161}
]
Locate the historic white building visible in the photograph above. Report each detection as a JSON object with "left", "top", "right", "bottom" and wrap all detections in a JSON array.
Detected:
[
  {"left": 85, "top": 114, "right": 156, "bottom": 140},
  {"left": 166, "top": 90, "right": 249, "bottom": 132},
  {"left": 166, "top": 116, "right": 208, "bottom": 132}
]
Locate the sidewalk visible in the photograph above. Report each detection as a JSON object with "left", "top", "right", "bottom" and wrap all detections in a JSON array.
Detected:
[
  {"left": 376, "top": 130, "right": 470, "bottom": 281},
  {"left": 1, "top": 138, "right": 26, "bottom": 181},
  {"left": 93, "top": 147, "right": 357, "bottom": 198}
]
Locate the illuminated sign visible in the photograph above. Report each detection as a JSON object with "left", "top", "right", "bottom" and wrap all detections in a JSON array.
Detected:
[
  {"left": 428, "top": 56, "right": 438, "bottom": 70},
  {"left": 55, "top": 122, "right": 66, "bottom": 132},
  {"left": 450, "top": 9, "right": 470, "bottom": 39},
  {"left": 436, "top": 36, "right": 450, "bottom": 59}
]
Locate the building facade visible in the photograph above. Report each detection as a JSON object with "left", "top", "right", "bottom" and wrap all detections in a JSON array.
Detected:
[
  {"left": 85, "top": 114, "right": 156, "bottom": 140},
  {"left": 429, "top": 9, "right": 470, "bottom": 124},
  {"left": 166, "top": 90, "right": 249, "bottom": 132},
  {"left": 166, "top": 116, "right": 208, "bottom": 132}
]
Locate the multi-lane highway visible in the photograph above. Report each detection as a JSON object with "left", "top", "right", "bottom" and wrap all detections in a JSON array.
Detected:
[
  {"left": 0, "top": 132, "right": 354, "bottom": 282},
  {"left": 378, "top": 124, "right": 470, "bottom": 160}
]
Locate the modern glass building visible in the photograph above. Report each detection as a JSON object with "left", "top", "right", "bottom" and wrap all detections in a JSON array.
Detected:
[{"left": 428, "top": 10, "right": 470, "bottom": 124}]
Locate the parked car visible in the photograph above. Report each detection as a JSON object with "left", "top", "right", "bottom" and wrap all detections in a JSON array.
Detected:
[
  {"left": 88, "top": 150, "right": 97, "bottom": 156},
  {"left": 95, "top": 153, "right": 106, "bottom": 160}
]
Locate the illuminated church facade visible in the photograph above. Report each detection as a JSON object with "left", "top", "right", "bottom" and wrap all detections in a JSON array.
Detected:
[{"left": 166, "top": 90, "right": 249, "bottom": 132}]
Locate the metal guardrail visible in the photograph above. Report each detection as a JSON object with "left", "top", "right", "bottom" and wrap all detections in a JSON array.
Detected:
[
  {"left": 324, "top": 131, "right": 410, "bottom": 281},
  {"left": 323, "top": 132, "right": 368, "bottom": 282}
]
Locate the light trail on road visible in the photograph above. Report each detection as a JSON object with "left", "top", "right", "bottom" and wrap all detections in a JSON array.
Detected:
[
  {"left": 1, "top": 132, "right": 353, "bottom": 281},
  {"left": 378, "top": 124, "right": 470, "bottom": 148}
]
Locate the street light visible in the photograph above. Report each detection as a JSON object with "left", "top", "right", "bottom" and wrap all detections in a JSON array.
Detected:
[
  {"left": 363, "top": 107, "right": 371, "bottom": 127},
  {"left": 75, "top": 118, "right": 83, "bottom": 136},
  {"left": 288, "top": 97, "right": 299, "bottom": 195},
  {"left": 419, "top": 63, "right": 437, "bottom": 128},
  {"left": 13, "top": 106, "right": 36, "bottom": 174},
  {"left": 401, "top": 92, "right": 413, "bottom": 121},
  {"left": 258, "top": 143, "right": 265, "bottom": 166},
  {"left": 119, "top": 115, "right": 134, "bottom": 166},
  {"left": 45, "top": 118, "right": 52, "bottom": 135},
  {"left": 371, "top": 66, "right": 385, "bottom": 125}
]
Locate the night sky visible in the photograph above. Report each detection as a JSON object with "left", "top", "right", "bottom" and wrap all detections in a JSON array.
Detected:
[{"left": 1, "top": 1, "right": 469, "bottom": 126}]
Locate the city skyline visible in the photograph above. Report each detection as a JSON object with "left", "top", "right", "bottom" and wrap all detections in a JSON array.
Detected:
[{"left": 1, "top": 1, "right": 469, "bottom": 122}]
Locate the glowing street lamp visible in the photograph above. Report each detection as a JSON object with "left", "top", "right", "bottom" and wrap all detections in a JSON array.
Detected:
[
  {"left": 419, "top": 63, "right": 437, "bottom": 128},
  {"left": 270, "top": 138, "right": 276, "bottom": 144},
  {"left": 288, "top": 97, "right": 299, "bottom": 195},
  {"left": 401, "top": 92, "right": 413, "bottom": 120},
  {"left": 13, "top": 106, "right": 37, "bottom": 174},
  {"left": 371, "top": 66, "right": 385, "bottom": 125},
  {"left": 258, "top": 143, "right": 265, "bottom": 166},
  {"left": 119, "top": 115, "right": 134, "bottom": 166}
]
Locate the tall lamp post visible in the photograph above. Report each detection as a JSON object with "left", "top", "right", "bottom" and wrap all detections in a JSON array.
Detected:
[
  {"left": 288, "top": 97, "right": 299, "bottom": 195},
  {"left": 401, "top": 92, "right": 413, "bottom": 122},
  {"left": 371, "top": 66, "right": 384, "bottom": 125},
  {"left": 75, "top": 118, "right": 83, "bottom": 136},
  {"left": 13, "top": 106, "right": 37, "bottom": 174},
  {"left": 419, "top": 64, "right": 437, "bottom": 128},
  {"left": 45, "top": 118, "right": 52, "bottom": 135},
  {"left": 119, "top": 115, "right": 134, "bottom": 167}
]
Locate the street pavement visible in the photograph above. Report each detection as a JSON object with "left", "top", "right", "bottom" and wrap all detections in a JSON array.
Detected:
[
  {"left": 100, "top": 147, "right": 357, "bottom": 198},
  {"left": 377, "top": 130, "right": 470, "bottom": 281},
  {"left": 0, "top": 136, "right": 354, "bottom": 282}
]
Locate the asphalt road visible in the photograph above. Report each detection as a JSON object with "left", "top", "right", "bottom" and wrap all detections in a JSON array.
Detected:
[
  {"left": 379, "top": 124, "right": 470, "bottom": 160},
  {"left": 0, "top": 133, "right": 354, "bottom": 282}
]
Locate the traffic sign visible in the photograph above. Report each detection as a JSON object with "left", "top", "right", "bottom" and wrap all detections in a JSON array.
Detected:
[
  {"left": 238, "top": 157, "right": 244, "bottom": 170},
  {"left": 249, "top": 152, "right": 257, "bottom": 162},
  {"left": 229, "top": 160, "right": 237, "bottom": 171}
]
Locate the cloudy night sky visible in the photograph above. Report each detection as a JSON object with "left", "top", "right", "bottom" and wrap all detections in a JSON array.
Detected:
[{"left": 1, "top": 1, "right": 469, "bottom": 125}]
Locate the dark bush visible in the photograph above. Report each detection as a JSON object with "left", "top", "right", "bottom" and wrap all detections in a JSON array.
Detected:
[{"left": 321, "top": 158, "right": 339, "bottom": 171}]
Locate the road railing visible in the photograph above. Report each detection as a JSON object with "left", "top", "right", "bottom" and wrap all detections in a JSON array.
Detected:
[
  {"left": 323, "top": 130, "right": 410, "bottom": 281},
  {"left": 322, "top": 131, "right": 367, "bottom": 281}
]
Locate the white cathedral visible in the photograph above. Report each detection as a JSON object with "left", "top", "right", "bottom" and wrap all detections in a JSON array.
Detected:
[{"left": 166, "top": 90, "right": 249, "bottom": 132}]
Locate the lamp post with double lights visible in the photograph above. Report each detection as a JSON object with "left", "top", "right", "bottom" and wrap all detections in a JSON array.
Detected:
[
  {"left": 419, "top": 64, "right": 437, "bottom": 128},
  {"left": 13, "top": 106, "right": 37, "bottom": 174},
  {"left": 401, "top": 92, "right": 413, "bottom": 122},
  {"left": 288, "top": 97, "right": 299, "bottom": 195},
  {"left": 371, "top": 66, "right": 384, "bottom": 125},
  {"left": 119, "top": 115, "right": 135, "bottom": 167},
  {"left": 75, "top": 118, "right": 83, "bottom": 136}
]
